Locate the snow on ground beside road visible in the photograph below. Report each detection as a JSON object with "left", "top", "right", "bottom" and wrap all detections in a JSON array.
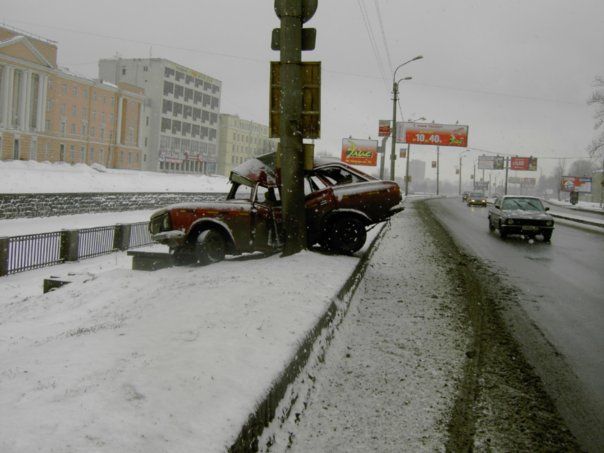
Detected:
[
  {"left": 0, "top": 160, "right": 229, "bottom": 193},
  {"left": 0, "top": 228, "right": 380, "bottom": 452},
  {"left": 0, "top": 210, "right": 157, "bottom": 236},
  {"left": 546, "top": 198, "right": 603, "bottom": 212}
]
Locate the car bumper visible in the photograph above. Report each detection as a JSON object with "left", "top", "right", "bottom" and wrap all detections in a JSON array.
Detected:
[
  {"left": 499, "top": 225, "right": 554, "bottom": 234},
  {"left": 468, "top": 201, "right": 487, "bottom": 206},
  {"left": 152, "top": 230, "right": 186, "bottom": 248}
]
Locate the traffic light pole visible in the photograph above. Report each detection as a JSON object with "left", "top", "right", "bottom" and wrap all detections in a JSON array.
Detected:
[{"left": 278, "top": 0, "right": 307, "bottom": 256}]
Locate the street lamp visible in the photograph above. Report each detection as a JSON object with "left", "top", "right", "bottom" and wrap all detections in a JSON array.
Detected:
[
  {"left": 404, "top": 116, "right": 426, "bottom": 196},
  {"left": 390, "top": 55, "right": 423, "bottom": 181},
  {"left": 458, "top": 149, "right": 471, "bottom": 195}
]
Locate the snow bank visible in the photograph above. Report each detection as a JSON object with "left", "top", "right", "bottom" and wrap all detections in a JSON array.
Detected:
[{"left": 0, "top": 160, "right": 230, "bottom": 194}]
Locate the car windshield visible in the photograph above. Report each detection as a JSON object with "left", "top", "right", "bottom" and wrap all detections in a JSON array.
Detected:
[
  {"left": 470, "top": 193, "right": 484, "bottom": 198},
  {"left": 501, "top": 197, "right": 544, "bottom": 211}
]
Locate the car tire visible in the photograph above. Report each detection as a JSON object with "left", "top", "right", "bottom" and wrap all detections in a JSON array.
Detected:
[
  {"left": 325, "top": 216, "right": 367, "bottom": 255},
  {"left": 488, "top": 217, "right": 495, "bottom": 231},
  {"left": 542, "top": 230, "right": 553, "bottom": 243},
  {"left": 196, "top": 229, "right": 226, "bottom": 264},
  {"left": 499, "top": 222, "right": 507, "bottom": 239},
  {"left": 172, "top": 247, "right": 195, "bottom": 265}
]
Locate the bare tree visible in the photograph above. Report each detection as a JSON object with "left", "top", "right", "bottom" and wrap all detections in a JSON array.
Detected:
[
  {"left": 568, "top": 159, "right": 596, "bottom": 177},
  {"left": 587, "top": 76, "right": 604, "bottom": 158}
]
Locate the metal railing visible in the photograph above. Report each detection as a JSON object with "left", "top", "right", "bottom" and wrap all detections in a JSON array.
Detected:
[{"left": 0, "top": 221, "right": 155, "bottom": 276}]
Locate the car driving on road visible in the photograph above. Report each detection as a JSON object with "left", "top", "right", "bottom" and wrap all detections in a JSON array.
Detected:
[
  {"left": 149, "top": 152, "right": 404, "bottom": 264},
  {"left": 488, "top": 195, "right": 554, "bottom": 242},
  {"left": 467, "top": 192, "right": 487, "bottom": 207}
]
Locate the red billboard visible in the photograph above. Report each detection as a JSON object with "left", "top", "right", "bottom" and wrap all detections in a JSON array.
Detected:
[
  {"left": 341, "top": 138, "right": 378, "bottom": 166},
  {"left": 510, "top": 156, "right": 538, "bottom": 171},
  {"left": 378, "top": 120, "right": 391, "bottom": 137},
  {"left": 397, "top": 122, "right": 469, "bottom": 147}
]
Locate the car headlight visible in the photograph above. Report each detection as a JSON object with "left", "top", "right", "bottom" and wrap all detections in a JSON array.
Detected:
[
  {"left": 546, "top": 220, "right": 553, "bottom": 226},
  {"left": 506, "top": 218, "right": 514, "bottom": 225}
]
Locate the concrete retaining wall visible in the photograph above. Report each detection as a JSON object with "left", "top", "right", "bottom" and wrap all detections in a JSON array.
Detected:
[{"left": 0, "top": 192, "right": 227, "bottom": 219}]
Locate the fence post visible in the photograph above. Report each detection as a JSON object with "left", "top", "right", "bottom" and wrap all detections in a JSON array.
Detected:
[
  {"left": 0, "top": 237, "right": 9, "bottom": 276},
  {"left": 113, "top": 224, "right": 132, "bottom": 251},
  {"left": 60, "top": 229, "right": 79, "bottom": 262}
]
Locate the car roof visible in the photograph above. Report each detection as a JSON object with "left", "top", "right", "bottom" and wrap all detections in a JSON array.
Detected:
[{"left": 230, "top": 152, "right": 376, "bottom": 187}]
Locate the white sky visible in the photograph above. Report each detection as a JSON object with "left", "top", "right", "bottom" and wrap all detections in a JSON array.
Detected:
[{"left": 3, "top": 0, "right": 604, "bottom": 180}]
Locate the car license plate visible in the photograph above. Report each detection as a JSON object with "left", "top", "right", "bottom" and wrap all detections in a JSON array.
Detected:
[{"left": 522, "top": 226, "right": 539, "bottom": 232}]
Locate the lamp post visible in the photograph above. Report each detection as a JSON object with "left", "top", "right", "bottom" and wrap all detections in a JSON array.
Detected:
[
  {"left": 404, "top": 116, "right": 426, "bottom": 196},
  {"left": 458, "top": 149, "right": 471, "bottom": 195},
  {"left": 390, "top": 55, "right": 423, "bottom": 181}
]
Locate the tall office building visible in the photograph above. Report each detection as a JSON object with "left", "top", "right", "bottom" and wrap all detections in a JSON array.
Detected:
[{"left": 99, "top": 58, "right": 222, "bottom": 174}]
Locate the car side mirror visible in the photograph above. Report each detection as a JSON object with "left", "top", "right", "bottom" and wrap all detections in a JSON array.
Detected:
[
  {"left": 545, "top": 207, "right": 550, "bottom": 211},
  {"left": 494, "top": 204, "right": 500, "bottom": 209}
]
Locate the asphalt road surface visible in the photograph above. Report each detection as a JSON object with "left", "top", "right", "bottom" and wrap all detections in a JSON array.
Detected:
[{"left": 427, "top": 196, "right": 604, "bottom": 450}]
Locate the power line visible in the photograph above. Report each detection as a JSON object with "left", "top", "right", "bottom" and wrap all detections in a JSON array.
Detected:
[
  {"left": 373, "top": 0, "right": 393, "bottom": 74},
  {"left": 8, "top": 19, "right": 585, "bottom": 107},
  {"left": 356, "top": 1, "right": 389, "bottom": 92}
]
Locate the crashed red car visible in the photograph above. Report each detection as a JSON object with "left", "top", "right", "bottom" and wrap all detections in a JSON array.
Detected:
[{"left": 149, "top": 153, "right": 404, "bottom": 264}]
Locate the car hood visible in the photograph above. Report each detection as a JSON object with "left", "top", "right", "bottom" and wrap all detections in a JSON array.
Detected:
[
  {"left": 151, "top": 200, "right": 250, "bottom": 218},
  {"left": 502, "top": 210, "right": 553, "bottom": 220}
]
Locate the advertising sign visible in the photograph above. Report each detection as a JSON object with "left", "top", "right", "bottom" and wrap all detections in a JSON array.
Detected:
[
  {"left": 378, "top": 120, "right": 391, "bottom": 137},
  {"left": 399, "top": 149, "right": 407, "bottom": 158},
  {"left": 397, "top": 122, "right": 469, "bottom": 147},
  {"left": 508, "top": 177, "right": 536, "bottom": 186},
  {"left": 474, "top": 181, "right": 489, "bottom": 190},
  {"left": 341, "top": 138, "right": 378, "bottom": 166},
  {"left": 561, "top": 176, "right": 592, "bottom": 193},
  {"left": 477, "top": 155, "right": 505, "bottom": 170},
  {"left": 510, "top": 156, "right": 538, "bottom": 171},
  {"left": 431, "top": 160, "right": 437, "bottom": 168}
]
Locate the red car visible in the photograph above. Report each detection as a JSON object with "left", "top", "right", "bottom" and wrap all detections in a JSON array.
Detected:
[{"left": 149, "top": 153, "right": 404, "bottom": 264}]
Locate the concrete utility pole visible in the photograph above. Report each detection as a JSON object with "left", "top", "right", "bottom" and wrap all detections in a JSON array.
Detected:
[
  {"left": 504, "top": 156, "right": 510, "bottom": 195},
  {"left": 458, "top": 156, "right": 462, "bottom": 195},
  {"left": 404, "top": 144, "right": 411, "bottom": 196},
  {"left": 436, "top": 145, "right": 440, "bottom": 195},
  {"left": 378, "top": 135, "right": 388, "bottom": 179},
  {"left": 274, "top": 0, "right": 317, "bottom": 256}
]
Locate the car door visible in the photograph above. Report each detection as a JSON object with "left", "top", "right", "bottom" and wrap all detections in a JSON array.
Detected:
[{"left": 490, "top": 197, "right": 502, "bottom": 226}]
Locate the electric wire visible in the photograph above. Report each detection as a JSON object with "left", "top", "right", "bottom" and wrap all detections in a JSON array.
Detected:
[
  {"left": 374, "top": 0, "right": 394, "bottom": 76},
  {"left": 355, "top": 1, "right": 390, "bottom": 92}
]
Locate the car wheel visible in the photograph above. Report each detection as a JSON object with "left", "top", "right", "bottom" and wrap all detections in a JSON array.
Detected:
[
  {"left": 499, "top": 222, "right": 507, "bottom": 239},
  {"left": 172, "top": 247, "right": 195, "bottom": 265},
  {"left": 325, "top": 216, "right": 367, "bottom": 255},
  {"left": 542, "top": 230, "right": 553, "bottom": 243},
  {"left": 196, "top": 229, "right": 226, "bottom": 264},
  {"left": 488, "top": 216, "right": 495, "bottom": 231}
]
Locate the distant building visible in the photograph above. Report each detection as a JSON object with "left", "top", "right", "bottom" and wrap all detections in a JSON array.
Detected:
[
  {"left": 217, "top": 114, "right": 275, "bottom": 177},
  {"left": 99, "top": 58, "right": 222, "bottom": 174},
  {"left": 409, "top": 159, "right": 426, "bottom": 183},
  {"left": 0, "top": 25, "right": 144, "bottom": 169}
]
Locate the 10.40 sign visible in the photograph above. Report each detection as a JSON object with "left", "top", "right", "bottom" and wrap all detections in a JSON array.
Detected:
[{"left": 396, "top": 122, "right": 469, "bottom": 147}]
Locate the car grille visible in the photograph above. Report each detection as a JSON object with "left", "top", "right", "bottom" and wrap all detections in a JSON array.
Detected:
[
  {"left": 514, "top": 219, "right": 547, "bottom": 226},
  {"left": 149, "top": 214, "right": 168, "bottom": 234}
]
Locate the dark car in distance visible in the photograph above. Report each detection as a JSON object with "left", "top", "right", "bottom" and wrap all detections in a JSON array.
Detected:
[
  {"left": 488, "top": 195, "right": 554, "bottom": 242},
  {"left": 467, "top": 192, "right": 487, "bottom": 207},
  {"left": 149, "top": 153, "right": 405, "bottom": 264}
]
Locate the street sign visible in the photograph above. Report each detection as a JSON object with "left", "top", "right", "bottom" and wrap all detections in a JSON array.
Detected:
[
  {"left": 269, "top": 61, "right": 321, "bottom": 139},
  {"left": 341, "top": 138, "right": 378, "bottom": 166},
  {"left": 378, "top": 120, "right": 391, "bottom": 137},
  {"left": 399, "top": 149, "right": 407, "bottom": 158},
  {"left": 397, "top": 122, "right": 469, "bottom": 147},
  {"left": 510, "top": 156, "right": 538, "bottom": 171}
]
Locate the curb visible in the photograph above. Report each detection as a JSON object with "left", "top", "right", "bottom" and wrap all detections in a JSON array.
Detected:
[
  {"left": 549, "top": 213, "right": 604, "bottom": 228},
  {"left": 228, "top": 221, "right": 391, "bottom": 452}
]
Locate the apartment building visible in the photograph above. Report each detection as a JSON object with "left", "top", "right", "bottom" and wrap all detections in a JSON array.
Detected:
[
  {"left": 217, "top": 114, "right": 276, "bottom": 177},
  {"left": 0, "top": 25, "right": 144, "bottom": 169},
  {"left": 99, "top": 58, "right": 221, "bottom": 174}
]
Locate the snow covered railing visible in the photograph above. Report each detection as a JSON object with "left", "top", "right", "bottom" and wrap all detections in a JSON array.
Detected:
[{"left": 0, "top": 221, "right": 154, "bottom": 276}]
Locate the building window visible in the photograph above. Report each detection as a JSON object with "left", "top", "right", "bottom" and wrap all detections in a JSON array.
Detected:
[
  {"left": 62, "top": 83, "right": 67, "bottom": 95},
  {"left": 163, "top": 81, "right": 174, "bottom": 96},
  {"left": 146, "top": 116, "right": 149, "bottom": 126},
  {"left": 29, "top": 73, "right": 40, "bottom": 130},
  {"left": 90, "top": 146, "right": 94, "bottom": 162},
  {"left": 164, "top": 67, "right": 175, "bottom": 78},
  {"left": 122, "top": 67, "right": 126, "bottom": 75},
  {"left": 45, "top": 119, "right": 51, "bottom": 131},
  {"left": 72, "top": 105, "right": 77, "bottom": 116},
  {"left": 71, "top": 123, "right": 76, "bottom": 135},
  {"left": 72, "top": 86, "right": 78, "bottom": 96},
  {"left": 162, "top": 99, "right": 173, "bottom": 114},
  {"left": 60, "top": 121, "right": 66, "bottom": 135},
  {"left": 70, "top": 145, "right": 75, "bottom": 162},
  {"left": 175, "top": 71, "right": 184, "bottom": 82},
  {"left": 60, "top": 104, "right": 66, "bottom": 115},
  {"left": 143, "top": 66, "right": 148, "bottom": 72},
  {"left": 161, "top": 117, "right": 171, "bottom": 132},
  {"left": 11, "top": 69, "right": 23, "bottom": 128},
  {"left": 81, "top": 146, "right": 86, "bottom": 162}
]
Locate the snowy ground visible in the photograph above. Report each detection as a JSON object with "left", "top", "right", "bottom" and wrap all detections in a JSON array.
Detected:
[
  {"left": 0, "top": 160, "right": 229, "bottom": 193},
  {"left": 0, "top": 223, "right": 381, "bottom": 452}
]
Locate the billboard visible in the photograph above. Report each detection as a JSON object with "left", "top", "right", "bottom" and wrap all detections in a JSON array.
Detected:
[
  {"left": 561, "top": 176, "right": 592, "bottom": 193},
  {"left": 341, "top": 138, "right": 378, "bottom": 166},
  {"left": 396, "top": 122, "right": 469, "bottom": 147},
  {"left": 510, "top": 156, "right": 538, "bottom": 171},
  {"left": 477, "top": 155, "right": 505, "bottom": 170},
  {"left": 508, "top": 177, "right": 536, "bottom": 186},
  {"left": 378, "top": 120, "right": 391, "bottom": 137}
]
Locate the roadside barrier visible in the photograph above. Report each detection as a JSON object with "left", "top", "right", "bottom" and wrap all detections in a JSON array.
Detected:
[{"left": 0, "top": 221, "right": 153, "bottom": 276}]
